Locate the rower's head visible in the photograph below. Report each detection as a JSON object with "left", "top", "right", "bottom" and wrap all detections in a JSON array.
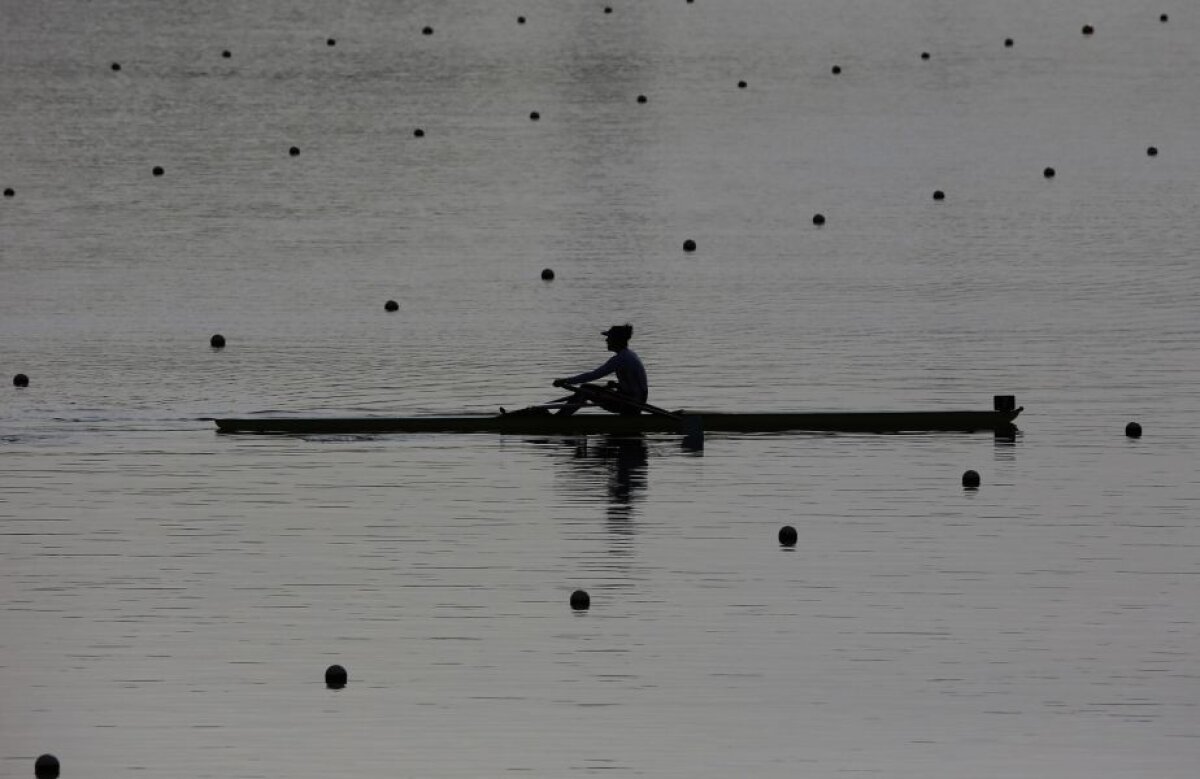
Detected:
[{"left": 602, "top": 324, "right": 633, "bottom": 351}]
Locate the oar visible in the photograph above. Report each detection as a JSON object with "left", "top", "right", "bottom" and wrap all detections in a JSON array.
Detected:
[
  {"left": 498, "top": 392, "right": 578, "bottom": 416},
  {"left": 557, "top": 382, "right": 676, "bottom": 418},
  {"left": 558, "top": 383, "right": 704, "bottom": 450}
]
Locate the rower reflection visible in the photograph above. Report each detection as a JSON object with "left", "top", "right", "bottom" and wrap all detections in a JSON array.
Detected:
[{"left": 568, "top": 435, "right": 650, "bottom": 525}]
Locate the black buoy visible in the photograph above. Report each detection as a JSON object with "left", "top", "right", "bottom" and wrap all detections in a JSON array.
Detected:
[
  {"left": 962, "top": 469, "right": 981, "bottom": 490},
  {"left": 1147, "top": 146, "right": 1158, "bottom": 157},
  {"left": 570, "top": 589, "right": 590, "bottom": 611},
  {"left": 152, "top": 166, "right": 164, "bottom": 177},
  {"left": 326, "top": 38, "right": 336, "bottom": 46},
  {"left": 932, "top": 189, "right": 945, "bottom": 200},
  {"left": 13, "top": 373, "right": 29, "bottom": 387},
  {"left": 210, "top": 334, "right": 226, "bottom": 348},
  {"left": 529, "top": 111, "right": 540, "bottom": 121},
  {"left": 289, "top": 146, "right": 300, "bottom": 157},
  {"left": 604, "top": 6, "right": 612, "bottom": 13},
  {"left": 222, "top": 49, "right": 231, "bottom": 58},
  {"left": 778, "top": 525, "right": 798, "bottom": 547},
  {"left": 1043, "top": 166, "right": 1056, "bottom": 179},
  {"left": 737, "top": 80, "right": 747, "bottom": 89},
  {"left": 682, "top": 239, "right": 696, "bottom": 252},
  {"left": 413, "top": 128, "right": 425, "bottom": 138},
  {"left": 384, "top": 300, "right": 399, "bottom": 311},
  {"left": 1082, "top": 24, "right": 1094, "bottom": 36},
  {"left": 111, "top": 62, "right": 121, "bottom": 71},
  {"left": 812, "top": 213, "right": 825, "bottom": 226},
  {"left": 636, "top": 94, "right": 647, "bottom": 103},
  {"left": 540, "top": 268, "right": 555, "bottom": 281},
  {"left": 1125, "top": 421, "right": 1142, "bottom": 438},
  {"left": 920, "top": 51, "right": 930, "bottom": 60},
  {"left": 422, "top": 26, "right": 433, "bottom": 35},
  {"left": 325, "top": 664, "right": 347, "bottom": 689},
  {"left": 518, "top": 16, "right": 526, "bottom": 24},
  {"left": 1160, "top": 13, "right": 1169, "bottom": 23},
  {"left": 34, "top": 755, "right": 60, "bottom": 779},
  {"left": 831, "top": 65, "right": 842, "bottom": 75},
  {"left": 3, "top": 187, "right": 13, "bottom": 197},
  {"left": 1004, "top": 37, "right": 1014, "bottom": 47}
]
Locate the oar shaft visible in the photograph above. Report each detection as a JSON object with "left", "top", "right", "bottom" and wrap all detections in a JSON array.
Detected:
[
  {"left": 556, "top": 382, "right": 703, "bottom": 450},
  {"left": 558, "top": 383, "right": 680, "bottom": 420}
]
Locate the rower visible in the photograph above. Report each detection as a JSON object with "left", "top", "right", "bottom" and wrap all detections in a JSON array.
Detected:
[{"left": 553, "top": 324, "right": 648, "bottom": 416}]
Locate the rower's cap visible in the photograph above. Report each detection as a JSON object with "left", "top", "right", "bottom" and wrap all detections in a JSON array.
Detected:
[{"left": 602, "top": 324, "right": 633, "bottom": 341}]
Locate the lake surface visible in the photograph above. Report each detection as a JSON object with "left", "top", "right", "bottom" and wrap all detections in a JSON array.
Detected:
[{"left": 3, "top": 1, "right": 1199, "bottom": 776}]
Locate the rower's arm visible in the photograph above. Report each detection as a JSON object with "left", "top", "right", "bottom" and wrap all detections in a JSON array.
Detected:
[{"left": 562, "top": 354, "right": 619, "bottom": 385}]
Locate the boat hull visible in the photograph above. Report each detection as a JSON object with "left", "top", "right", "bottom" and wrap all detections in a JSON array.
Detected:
[{"left": 215, "top": 408, "right": 1021, "bottom": 436}]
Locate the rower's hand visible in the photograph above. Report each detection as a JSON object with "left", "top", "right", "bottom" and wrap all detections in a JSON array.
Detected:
[{"left": 552, "top": 378, "right": 568, "bottom": 388}]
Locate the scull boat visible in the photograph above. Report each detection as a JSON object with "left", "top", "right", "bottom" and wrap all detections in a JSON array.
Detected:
[{"left": 215, "top": 395, "right": 1022, "bottom": 436}]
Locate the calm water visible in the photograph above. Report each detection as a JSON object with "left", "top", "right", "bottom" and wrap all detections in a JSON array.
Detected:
[{"left": 3, "top": 1, "right": 1200, "bottom": 776}]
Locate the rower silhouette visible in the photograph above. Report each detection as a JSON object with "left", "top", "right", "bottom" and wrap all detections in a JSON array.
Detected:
[{"left": 553, "top": 324, "right": 648, "bottom": 416}]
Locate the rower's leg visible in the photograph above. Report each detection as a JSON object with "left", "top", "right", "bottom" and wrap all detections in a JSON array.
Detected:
[
  {"left": 568, "top": 383, "right": 635, "bottom": 416},
  {"left": 596, "top": 398, "right": 640, "bottom": 415},
  {"left": 555, "top": 392, "right": 586, "bottom": 416},
  {"left": 556, "top": 384, "right": 607, "bottom": 416},
  {"left": 588, "top": 387, "right": 640, "bottom": 416}
]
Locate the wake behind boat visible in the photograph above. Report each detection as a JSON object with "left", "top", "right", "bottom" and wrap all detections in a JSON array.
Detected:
[{"left": 214, "top": 395, "right": 1022, "bottom": 437}]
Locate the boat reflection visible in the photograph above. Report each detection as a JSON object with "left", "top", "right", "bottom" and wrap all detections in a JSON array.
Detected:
[{"left": 992, "top": 425, "right": 1020, "bottom": 462}]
